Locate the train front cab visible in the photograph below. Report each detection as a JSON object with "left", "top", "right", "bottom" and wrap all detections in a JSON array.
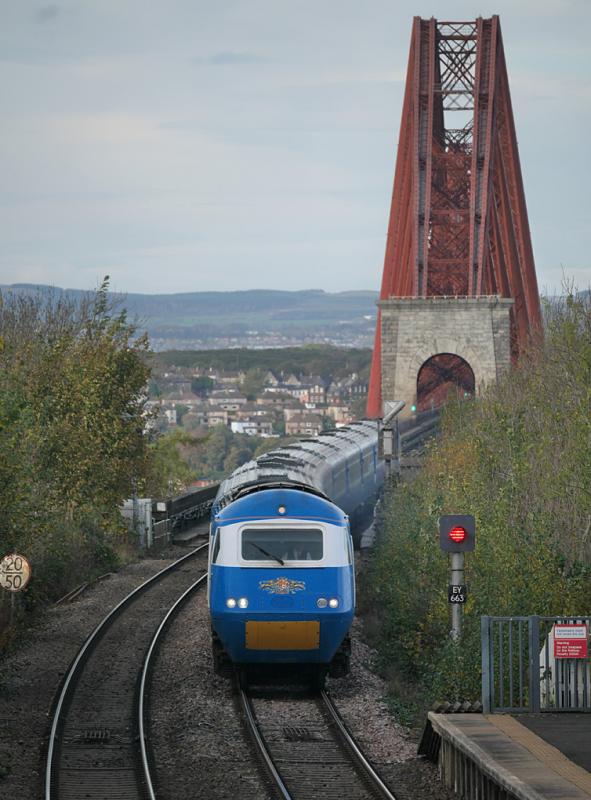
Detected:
[{"left": 208, "top": 489, "right": 354, "bottom": 683}]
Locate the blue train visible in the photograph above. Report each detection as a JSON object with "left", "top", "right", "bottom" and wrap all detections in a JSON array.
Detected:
[{"left": 208, "top": 420, "right": 384, "bottom": 684}]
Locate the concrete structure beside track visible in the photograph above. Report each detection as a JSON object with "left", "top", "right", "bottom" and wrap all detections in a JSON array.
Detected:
[{"left": 427, "top": 712, "right": 591, "bottom": 800}]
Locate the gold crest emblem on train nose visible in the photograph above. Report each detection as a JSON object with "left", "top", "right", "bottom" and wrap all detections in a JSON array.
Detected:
[{"left": 259, "top": 577, "right": 305, "bottom": 595}]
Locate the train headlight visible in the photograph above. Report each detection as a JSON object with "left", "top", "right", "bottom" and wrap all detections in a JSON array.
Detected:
[
  {"left": 317, "top": 598, "right": 328, "bottom": 608},
  {"left": 329, "top": 598, "right": 339, "bottom": 609},
  {"left": 226, "top": 598, "right": 237, "bottom": 608},
  {"left": 238, "top": 597, "right": 249, "bottom": 608}
]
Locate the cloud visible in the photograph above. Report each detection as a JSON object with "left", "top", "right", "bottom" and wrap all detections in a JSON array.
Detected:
[
  {"left": 193, "top": 51, "right": 266, "bottom": 66},
  {"left": 512, "top": 73, "right": 591, "bottom": 103},
  {"left": 35, "top": 4, "right": 60, "bottom": 24}
]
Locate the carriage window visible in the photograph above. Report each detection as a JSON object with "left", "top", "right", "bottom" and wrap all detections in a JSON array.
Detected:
[{"left": 242, "top": 528, "right": 323, "bottom": 562}]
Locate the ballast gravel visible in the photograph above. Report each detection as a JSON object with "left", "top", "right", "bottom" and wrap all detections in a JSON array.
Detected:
[
  {"left": 0, "top": 553, "right": 183, "bottom": 800},
  {"left": 327, "top": 616, "right": 453, "bottom": 799},
  {"left": 0, "top": 541, "right": 452, "bottom": 800},
  {"left": 149, "top": 575, "right": 273, "bottom": 800}
]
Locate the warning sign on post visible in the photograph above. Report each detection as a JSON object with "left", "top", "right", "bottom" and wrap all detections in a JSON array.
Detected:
[
  {"left": 0, "top": 553, "right": 31, "bottom": 593},
  {"left": 553, "top": 624, "right": 588, "bottom": 659}
]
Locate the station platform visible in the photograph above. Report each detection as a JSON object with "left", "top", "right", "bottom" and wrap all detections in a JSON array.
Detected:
[{"left": 427, "top": 711, "right": 591, "bottom": 800}]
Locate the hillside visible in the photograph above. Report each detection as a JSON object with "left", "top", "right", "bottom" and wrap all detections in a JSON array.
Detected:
[{"left": 0, "top": 285, "right": 378, "bottom": 350}]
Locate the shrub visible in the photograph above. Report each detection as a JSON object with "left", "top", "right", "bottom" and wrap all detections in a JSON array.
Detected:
[
  {"left": 363, "top": 291, "right": 591, "bottom": 702},
  {"left": 0, "top": 280, "right": 151, "bottom": 639}
]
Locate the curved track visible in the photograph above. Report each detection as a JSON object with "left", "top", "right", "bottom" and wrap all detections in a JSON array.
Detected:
[
  {"left": 400, "top": 409, "right": 439, "bottom": 453},
  {"left": 239, "top": 686, "right": 397, "bottom": 800},
  {"left": 45, "top": 545, "right": 208, "bottom": 800}
]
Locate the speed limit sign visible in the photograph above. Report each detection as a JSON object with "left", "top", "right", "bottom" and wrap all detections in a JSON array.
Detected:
[{"left": 0, "top": 553, "right": 31, "bottom": 592}]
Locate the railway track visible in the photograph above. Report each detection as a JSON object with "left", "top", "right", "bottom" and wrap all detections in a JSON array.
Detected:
[
  {"left": 400, "top": 410, "right": 439, "bottom": 451},
  {"left": 239, "top": 685, "right": 397, "bottom": 800},
  {"left": 45, "top": 545, "right": 208, "bottom": 800}
]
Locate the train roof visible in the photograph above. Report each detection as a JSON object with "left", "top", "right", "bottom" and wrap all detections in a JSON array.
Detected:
[
  {"left": 214, "top": 486, "right": 346, "bottom": 525},
  {"left": 213, "top": 419, "right": 378, "bottom": 512}
]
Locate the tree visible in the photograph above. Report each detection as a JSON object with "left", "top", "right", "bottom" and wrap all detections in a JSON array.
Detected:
[
  {"left": 0, "top": 280, "right": 151, "bottom": 527},
  {"left": 144, "top": 429, "right": 197, "bottom": 496},
  {"left": 189, "top": 424, "right": 234, "bottom": 478},
  {"left": 0, "top": 278, "right": 154, "bottom": 612},
  {"left": 240, "top": 368, "right": 266, "bottom": 399},
  {"left": 322, "top": 415, "right": 336, "bottom": 432},
  {"left": 175, "top": 403, "right": 189, "bottom": 424},
  {"left": 223, "top": 445, "right": 254, "bottom": 473},
  {"left": 148, "top": 379, "right": 161, "bottom": 397},
  {"left": 191, "top": 376, "right": 214, "bottom": 396}
]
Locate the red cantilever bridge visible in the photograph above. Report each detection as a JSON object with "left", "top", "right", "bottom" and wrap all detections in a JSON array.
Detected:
[{"left": 367, "top": 16, "right": 542, "bottom": 418}]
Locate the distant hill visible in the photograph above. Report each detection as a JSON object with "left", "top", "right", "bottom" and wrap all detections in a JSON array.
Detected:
[{"left": 0, "top": 285, "right": 379, "bottom": 350}]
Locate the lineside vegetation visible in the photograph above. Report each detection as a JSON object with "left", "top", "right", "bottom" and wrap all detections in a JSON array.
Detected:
[
  {"left": 0, "top": 280, "right": 153, "bottom": 634},
  {"left": 361, "top": 291, "right": 591, "bottom": 708}
]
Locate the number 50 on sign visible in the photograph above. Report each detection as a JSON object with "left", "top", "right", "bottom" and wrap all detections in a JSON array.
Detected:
[{"left": 0, "top": 553, "right": 32, "bottom": 592}]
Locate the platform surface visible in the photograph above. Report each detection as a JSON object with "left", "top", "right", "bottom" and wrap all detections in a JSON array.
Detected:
[
  {"left": 517, "top": 714, "right": 591, "bottom": 774},
  {"left": 429, "top": 711, "right": 591, "bottom": 800}
]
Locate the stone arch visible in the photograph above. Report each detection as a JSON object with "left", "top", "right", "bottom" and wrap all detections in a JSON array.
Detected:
[
  {"left": 416, "top": 353, "right": 475, "bottom": 411},
  {"left": 377, "top": 297, "right": 513, "bottom": 418},
  {"left": 407, "top": 338, "right": 482, "bottom": 399}
]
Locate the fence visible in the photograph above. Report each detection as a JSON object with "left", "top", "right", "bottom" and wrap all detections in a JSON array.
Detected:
[
  {"left": 121, "top": 485, "right": 217, "bottom": 550},
  {"left": 121, "top": 498, "right": 153, "bottom": 548},
  {"left": 481, "top": 615, "right": 590, "bottom": 713},
  {"left": 152, "top": 518, "right": 171, "bottom": 549}
]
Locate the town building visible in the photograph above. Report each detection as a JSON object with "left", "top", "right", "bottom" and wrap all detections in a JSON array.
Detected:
[
  {"left": 285, "top": 412, "right": 323, "bottom": 437},
  {"left": 231, "top": 416, "right": 275, "bottom": 437},
  {"left": 208, "top": 389, "right": 248, "bottom": 411}
]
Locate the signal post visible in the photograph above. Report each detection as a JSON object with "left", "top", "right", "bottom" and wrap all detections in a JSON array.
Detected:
[{"left": 439, "top": 515, "right": 475, "bottom": 640}]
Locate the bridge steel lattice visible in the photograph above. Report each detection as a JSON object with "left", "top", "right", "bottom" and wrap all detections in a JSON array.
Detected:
[{"left": 367, "top": 16, "right": 542, "bottom": 417}]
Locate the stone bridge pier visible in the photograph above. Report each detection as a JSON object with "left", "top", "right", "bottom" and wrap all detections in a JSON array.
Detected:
[{"left": 379, "top": 297, "right": 514, "bottom": 415}]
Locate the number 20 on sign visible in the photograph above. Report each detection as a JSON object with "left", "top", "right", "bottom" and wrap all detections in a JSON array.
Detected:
[{"left": 0, "top": 553, "right": 32, "bottom": 593}]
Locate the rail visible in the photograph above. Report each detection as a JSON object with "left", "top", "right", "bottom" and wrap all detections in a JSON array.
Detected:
[
  {"left": 238, "top": 686, "right": 398, "bottom": 799},
  {"left": 238, "top": 689, "right": 292, "bottom": 800},
  {"left": 319, "top": 690, "right": 397, "bottom": 799},
  {"left": 45, "top": 544, "right": 208, "bottom": 800},
  {"left": 139, "top": 568, "right": 209, "bottom": 800},
  {"left": 400, "top": 411, "right": 439, "bottom": 451}
]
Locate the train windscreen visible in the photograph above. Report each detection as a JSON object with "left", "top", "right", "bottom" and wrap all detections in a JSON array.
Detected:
[{"left": 242, "top": 528, "right": 323, "bottom": 562}]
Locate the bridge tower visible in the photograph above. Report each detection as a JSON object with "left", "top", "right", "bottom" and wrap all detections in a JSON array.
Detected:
[{"left": 367, "top": 16, "right": 542, "bottom": 417}]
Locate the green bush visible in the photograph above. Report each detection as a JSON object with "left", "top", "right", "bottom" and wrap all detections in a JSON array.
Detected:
[{"left": 0, "top": 280, "right": 151, "bottom": 638}]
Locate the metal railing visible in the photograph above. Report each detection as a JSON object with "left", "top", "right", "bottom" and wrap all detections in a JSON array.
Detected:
[
  {"left": 482, "top": 615, "right": 591, "bottom": 713},
  {"left": 151, "top": 518, "right": 171, "bottom": 548}
]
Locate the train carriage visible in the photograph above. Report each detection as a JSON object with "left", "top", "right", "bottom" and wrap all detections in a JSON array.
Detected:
[{"left": 208, "top": 420, "right": 383, "bottom": 684}]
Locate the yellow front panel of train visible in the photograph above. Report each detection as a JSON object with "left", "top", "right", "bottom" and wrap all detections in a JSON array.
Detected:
[{"left": 245, "top": 620, "right": 320, "bottom": 650}]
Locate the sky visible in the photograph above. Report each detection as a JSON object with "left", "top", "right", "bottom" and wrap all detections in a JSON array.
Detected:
[{"left": 0, "top": 0, "right": 589, "bottom": 296}]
